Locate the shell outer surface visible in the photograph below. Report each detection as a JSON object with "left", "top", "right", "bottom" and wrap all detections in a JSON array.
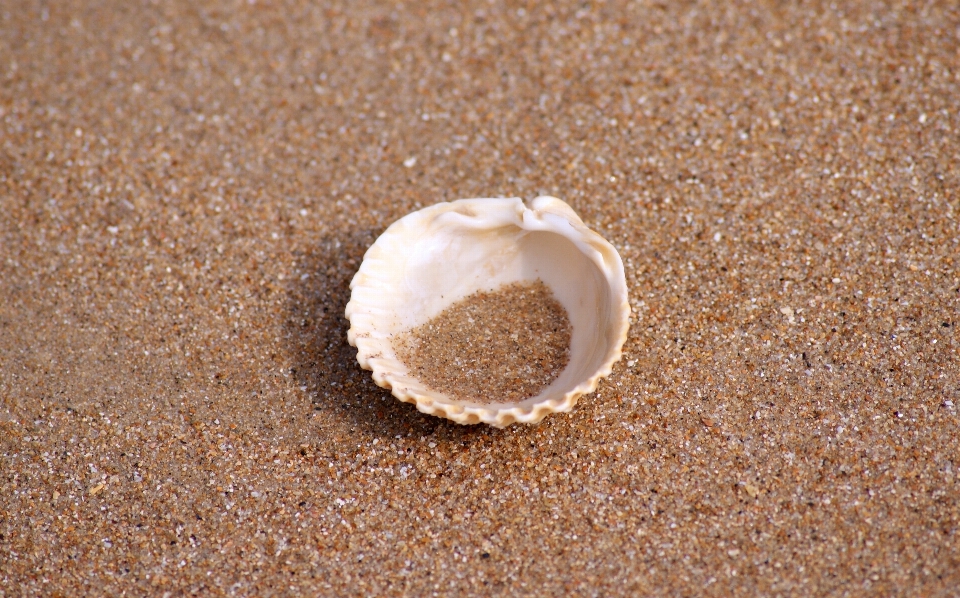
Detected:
[{"left": 345, "top": 197, "right": 630, "bottom": 427}]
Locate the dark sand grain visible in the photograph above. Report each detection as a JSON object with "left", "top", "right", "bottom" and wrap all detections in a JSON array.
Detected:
[
  {"left": 2, "top": 1, "right": 959, "bottom": 596},
  {"left": 394, "top": 280, "right": 571, "bottom": 404}
]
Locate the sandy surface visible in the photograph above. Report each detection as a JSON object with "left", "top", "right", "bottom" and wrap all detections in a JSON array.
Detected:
[
  {"left": 2, "top": 1, "right": 958, "bottom": 595},
  {"left": 394, "top": 280, "right": 572, "bottom": 406}
]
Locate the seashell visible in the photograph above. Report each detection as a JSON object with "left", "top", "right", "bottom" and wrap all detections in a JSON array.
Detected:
[{"left": 345, "top": 196, "right": 630, "bottom": 427}]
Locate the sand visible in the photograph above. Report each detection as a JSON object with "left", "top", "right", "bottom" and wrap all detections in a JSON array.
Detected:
[
  {"left": 1, "top": 0, "right": 958, "bottom": 595},
  {"left": 393, "top": 280, "right": 571, "bottom": 405}
]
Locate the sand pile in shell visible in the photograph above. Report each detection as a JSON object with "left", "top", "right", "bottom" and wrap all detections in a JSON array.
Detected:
[{"left": 393, "top": 280, "right": 571, "bottom": 404}]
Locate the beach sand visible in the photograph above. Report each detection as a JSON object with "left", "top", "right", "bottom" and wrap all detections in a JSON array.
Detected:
[
  {"left": 393, "top": 280, "right": 572, "bottom": 406},
  {"left": 1, "top": 1, "right": 958, "bottom": 595}
]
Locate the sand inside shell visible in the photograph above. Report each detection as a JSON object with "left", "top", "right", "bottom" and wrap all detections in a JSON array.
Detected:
[{"left": 393, "top": 280, "right": 572, "bottom": 405}]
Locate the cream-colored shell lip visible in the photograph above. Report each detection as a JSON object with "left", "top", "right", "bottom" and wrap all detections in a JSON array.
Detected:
[{"left": 345, "top": 196, "right": 630, "bottom": 427}]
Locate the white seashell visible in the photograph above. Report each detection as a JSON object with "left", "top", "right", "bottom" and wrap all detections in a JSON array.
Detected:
[{"left": 345, "top": 196, "right": 630, "bottom": 427}]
